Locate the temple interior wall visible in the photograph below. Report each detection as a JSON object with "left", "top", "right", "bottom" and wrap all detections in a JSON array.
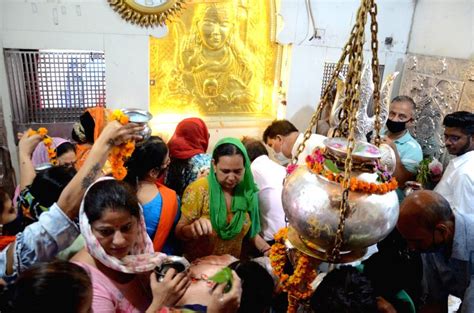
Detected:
[{"left": 1, "top": 0, "right": 473, "bottom": 179}]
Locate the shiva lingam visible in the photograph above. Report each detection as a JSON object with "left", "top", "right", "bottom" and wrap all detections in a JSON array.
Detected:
[
  {"left": 121, "top": 108, "right": 153, "bottom": 141},
  {"left": 282, "top": 138, "right": 399, "bottom": 263}
]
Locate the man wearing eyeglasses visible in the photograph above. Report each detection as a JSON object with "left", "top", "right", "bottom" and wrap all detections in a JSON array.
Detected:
[{"left": 434, "top": 111, "right": 474, "bottom": 214}]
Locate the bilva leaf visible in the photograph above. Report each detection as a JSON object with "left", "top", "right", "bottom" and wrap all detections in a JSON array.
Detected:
[
  {"left": 209, "top": 267, "right": 233, "bottom": 293},
  {"left": 324, "top": 159, "right": 341, "bottom": 174}
]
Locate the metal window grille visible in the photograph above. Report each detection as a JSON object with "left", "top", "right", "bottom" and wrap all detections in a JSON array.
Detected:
[
  {"left": 4, "top": 49, "right": 106, "bottom": 131},
  {"left": 320, "top": 62, "right": 385, "bottom": 97}
]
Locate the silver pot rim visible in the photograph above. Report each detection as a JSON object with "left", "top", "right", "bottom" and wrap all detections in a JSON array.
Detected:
[{"left": 120, "top": 108, "right": 153, "bottom": 122}]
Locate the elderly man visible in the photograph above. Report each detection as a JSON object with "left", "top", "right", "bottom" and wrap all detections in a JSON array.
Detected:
[
  {"left": 397, "top": 190, "right": 474, "bottom": 313},
  {"left": 434, "top": 111, "right": 474, "bottom": 214},
  {"left": 382, "top": 96, "right": 423, "bottom": 198},
  {"left": 263, "top": 119, "right": 325, "bottom": 165}
]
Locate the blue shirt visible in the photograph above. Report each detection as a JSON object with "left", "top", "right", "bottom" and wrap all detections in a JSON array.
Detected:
[
  {"left": 142, "top": 193, "right": 181, "bottom": 255},
  {"left": 0, "top": 203, "right": 79, "bottom": 282},
  {"left": 383, "top": 129, "right": 423, "bottom": 201},
  {"left": 421, "top": 212, "right": 474, "bottom": 312},
  {"left": 393, "top": 131, "right": 423, "bottom": 174}
]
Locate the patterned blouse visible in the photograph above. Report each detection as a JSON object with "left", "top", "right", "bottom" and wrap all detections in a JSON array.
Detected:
[
  {"left": 17, "top": 186, "right": 49, "bottom": 221},
  {"left": 166, "top": 154, "right": 211, "bottom": 197},
  {"left": 179, "top": 177, "right": 250, "bottom": 262}
]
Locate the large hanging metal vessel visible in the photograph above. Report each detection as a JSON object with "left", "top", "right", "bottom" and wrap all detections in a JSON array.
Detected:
[{"left": 282, "top": 138, "right": 399, "bottom": 263}]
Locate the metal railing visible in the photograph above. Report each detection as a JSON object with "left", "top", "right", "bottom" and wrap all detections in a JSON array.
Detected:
[{"left": 4, "top": 49, "right": 106, "bottom": 135}]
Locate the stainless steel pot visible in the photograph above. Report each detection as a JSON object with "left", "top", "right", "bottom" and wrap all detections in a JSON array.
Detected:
[
  {"left": 121, "top": 108, "right": 153, "bottom": 141},
  {"left": 282, "top": 165, "right": 399, "bottom": 262}
]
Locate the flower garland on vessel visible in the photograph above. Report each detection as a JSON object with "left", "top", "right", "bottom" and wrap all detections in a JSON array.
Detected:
[
  {"left": 303, "top": 147, "right": 398, "bottom": 194},
  {"left": 270, "top": 227, "right": 317, "bottom": 313},
  {"left": 108, "top": 110, "right": 135, "bottom": 180},
  {"left": 28, "top": 127, "right": 58, "bottom": 166}
]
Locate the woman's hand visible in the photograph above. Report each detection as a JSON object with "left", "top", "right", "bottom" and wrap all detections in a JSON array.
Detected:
[
  {"left": 147, "top": 268, "right": 191, "bottom": 311},
  {"left": 188, "top": 217, "right": 213, "bottom": 239},
  {"left": 207, "top": 270, "right": 242, "bottom": 313},
  {"left": 18, "top": 130, "right": 42, "bottom": 156},
  {"left": 18, "top": 130, "right": 43, "bottom": 190},
  {"left": 97, "top": 120, "right": 144, "bottom": 147},
  {"left": 176, "top": 217, "right": 213, "bottom": 241}
]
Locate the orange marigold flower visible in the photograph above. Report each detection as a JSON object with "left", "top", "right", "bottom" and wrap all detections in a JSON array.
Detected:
[
  {"left": 43, "top": 137, "right": 53, "bottom": 146},
  {"left": 27, "top": 129, "right": 37, "bottom": 137},
  {"left": 369, "top": 183, "right": 378, "bottom": 193},
  {"left": 113, "top": 166, "right": 127, "bottom": 180},
  {"left": 110, "top": 109, "right": 122, "bottom": 121},
  {"left": 313, "top": 163, "right": 323, "bottom": 173},
  {"left": 270, "top": 227, "right": 317, "bottom": 312},
  {"left": 38, "top": 127, "right": 48, "bottom": 136},
  {"left": 119, "top": 115, "right": 129, "bottom": 125},
  {"left": 326, "top": 173, "right": 335, "bottom": 181},
  {"left": 111, "top": 146, "right": 121, "bottom": 155}
]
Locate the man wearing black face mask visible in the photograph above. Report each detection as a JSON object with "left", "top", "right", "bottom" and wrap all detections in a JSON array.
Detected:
[
  {"left": 382, "top": 96, "right": 423, "bottom": 199},
  {"left": 434, "top": 111, "right": 474, "bottom": 215},
  {"left": 397, "top": 190, "right": 474, "bottom": 313}
]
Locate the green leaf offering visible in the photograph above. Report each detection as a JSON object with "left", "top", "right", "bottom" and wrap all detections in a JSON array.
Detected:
[
  {"left": 324, "top": 159, "right": 341, "bottom": 174},
  {"left": 416, "top": 157, "right": 432, "bottom": 186},
  {"left": 209, "top": 267, "right": 233, "bottom": 293}
]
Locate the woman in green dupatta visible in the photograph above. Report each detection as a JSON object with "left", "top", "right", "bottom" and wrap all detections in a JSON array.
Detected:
[{"left": 175, "top": 137, "right": 271, "bottom": 261}]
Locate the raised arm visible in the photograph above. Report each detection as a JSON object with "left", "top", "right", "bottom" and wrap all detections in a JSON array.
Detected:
[
  {"left": 57, "top": 121, "right": 143, "bottom": 220},
  {"left": 2, "top": 121, "right": 143, "bottom": 279},
  {"left": 17, "top": 131, "right": 42, "bottom": 190}
]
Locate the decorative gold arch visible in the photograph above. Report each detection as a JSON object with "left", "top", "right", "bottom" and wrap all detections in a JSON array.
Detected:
[{"left": 107, "top": 0, "right": 186, "bottom": 27}]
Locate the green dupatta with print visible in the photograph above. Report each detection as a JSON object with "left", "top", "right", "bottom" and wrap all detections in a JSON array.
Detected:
[{"left": 207, "top": 137, "right": 261, "bottom": 240}]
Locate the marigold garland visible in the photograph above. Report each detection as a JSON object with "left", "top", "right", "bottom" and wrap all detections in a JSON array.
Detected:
[
  {"left": 305, "top": 147, "right": 398, "bottom": 194},
  {"left": 270, "top": 227, "right": 317, "bottom": 313},
  {"left": 28, "top": 127, "right": 59, "bottom": 166},
  {"left": 108, "top": 109, "right": 135, "bottom": 180}
]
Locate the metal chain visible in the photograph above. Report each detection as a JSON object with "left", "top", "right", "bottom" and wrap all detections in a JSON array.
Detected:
[
  {"left": 291, "top": 22, "right": 358, "bottom": 165},
  {"left": 370, "top": 1, "right": 382, "bottom": 147},
  {"left": 327, "top": 0, "right": 373, "bottom": 262},
  {"left": 289, "top": 0, "right": 381, "bottom": 263}
]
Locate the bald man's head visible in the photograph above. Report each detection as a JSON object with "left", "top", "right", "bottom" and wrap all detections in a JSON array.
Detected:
[{"left": 397, "top": 190, "right": 454, "bottom": 252}]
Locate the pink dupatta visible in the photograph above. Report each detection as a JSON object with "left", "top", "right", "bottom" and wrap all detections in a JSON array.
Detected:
[{"left": 79, "top": 177, "right": 169, "bottom": 273}]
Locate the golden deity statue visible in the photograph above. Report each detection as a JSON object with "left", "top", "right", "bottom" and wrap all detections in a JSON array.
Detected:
[
  {"left": 150, "top": 0, "right": 279, "bottom": 117},
  {"left": 168, "top": 4, "right": 254, "bottom": 112}
]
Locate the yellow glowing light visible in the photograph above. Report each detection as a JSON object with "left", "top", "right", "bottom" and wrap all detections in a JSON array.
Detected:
[{"left": 149, "top": 0, "right": 281, "bottom": 119}]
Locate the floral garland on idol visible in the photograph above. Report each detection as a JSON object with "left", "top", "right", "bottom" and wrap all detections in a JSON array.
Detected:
[
  {"left": 288, "top": 147, "right": 398, "bottom": 194},
  {"left": 108, "top": 110, "right": 135, "bottom": 180},
  {"left": 28, "top": 127, "right": 58, "bottom": 166},
  {"left": 270, "top": 228, "right": 317, "bottom": 313}
]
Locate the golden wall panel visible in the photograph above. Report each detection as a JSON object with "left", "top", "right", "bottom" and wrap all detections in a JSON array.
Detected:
[{"left": 149, "top": 0, "right": 279, "bottom": 119}]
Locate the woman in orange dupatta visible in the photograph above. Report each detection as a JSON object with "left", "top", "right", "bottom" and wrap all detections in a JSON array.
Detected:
[
  {"left": 124, "top": 136, "right": 180, "bottom": 254},
  {"left": 72, "top": 107, "right": 110, "bottom": 169}
]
